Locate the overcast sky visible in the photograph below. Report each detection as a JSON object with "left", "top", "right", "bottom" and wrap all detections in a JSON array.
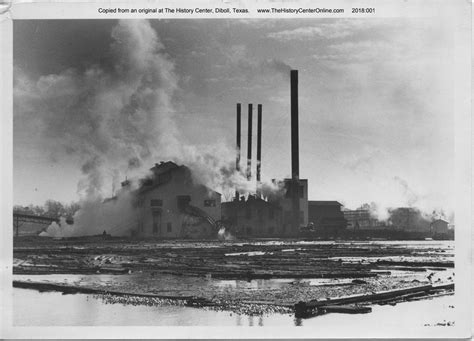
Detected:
[{"left": 13, "top": 18, "right": 455, "bottom": 215}]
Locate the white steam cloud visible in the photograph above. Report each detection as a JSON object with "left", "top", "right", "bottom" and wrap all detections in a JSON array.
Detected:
[
  {"left": 343, "top": 175, "right": 453, "bottom": 223},
  {"left": 16, "top": 20, "right": 181, "bottom": 236},
  {"left": 39, "top": 190, "right": 136, "bottom": 237},
  {"left": 15, "top": 20, "right": 280, "bottom": 237},
  {"left": 15, "top": 20, "right": 178, "bottom": 200}
]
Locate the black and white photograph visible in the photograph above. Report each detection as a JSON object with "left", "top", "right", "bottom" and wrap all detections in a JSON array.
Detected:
[{"left": 1, "top": 0, "right": 471, "bottom": 338}]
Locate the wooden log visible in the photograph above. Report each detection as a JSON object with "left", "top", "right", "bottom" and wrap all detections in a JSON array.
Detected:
[
  {"left": 240, "top": 300, "right": 293, "bottom": 308},
  {"left": 98, "top": 267, "right": 131, "bottom": 274},
  {"left": 319, "top": 305, "right": 372, "bottom": 314},
  {"left": 295, "top": 283, "right": 454, "bottom": 317},
  {"left": 13, "top": 280, "right": 196, "bottom": 301},
  {"left": 375, "top": 260, "right": 454, "bottom": 268},
  {"left": 308, "top": 284, "right": 453, "bottom": 308}
]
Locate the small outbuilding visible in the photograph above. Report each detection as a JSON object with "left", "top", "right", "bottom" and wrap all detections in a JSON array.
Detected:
[
  {"left": 430, "top": 219, "right": 449, "bottom": 235},
  {"left": 308, "top": 201, "right": 347, "bottom": 235}
]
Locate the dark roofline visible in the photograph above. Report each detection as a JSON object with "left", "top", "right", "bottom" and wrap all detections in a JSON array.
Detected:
[
  {"left": 138, "top": 164, "right": 221, "bottom": 196},
  {"left": 138, "top": 179, "right": 221, "bottom": 197},
  {"left": 309, "top": 201, "right": 342, "bottom": 206},
  {"left": 432, "top": 219, "right": 449, "bottom": 223},
  {"left": 150, "top": 161, "right": 179, "bottom": 171},
  {"left": 222, "top": 197, "right": 281, "bottom": 209}
]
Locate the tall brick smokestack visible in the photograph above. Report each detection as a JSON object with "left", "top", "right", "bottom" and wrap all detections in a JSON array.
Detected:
[
  {"left": 290, "top": 70, "right": 300, "bottom": 232},
  {"left": 291, "top": 70, "right": 299, "bottom": 180},
  {"left": 256, "top": 104, "right": 262, "bottom": 194},
  {"left": 235, "top": 103, "right": 241, "bottom": 199},
  {"left": 247, "top": 104, "right": 253, "bottom": 181}
]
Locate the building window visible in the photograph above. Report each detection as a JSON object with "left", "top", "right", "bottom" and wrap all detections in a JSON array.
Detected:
[
  {"left": 177, "top": 195, "right": 191, "bottom": 210},
  {"left": 152, "top": 210, "right": 161, "bottom": 235},
  {"left": 150, "top": 199, "right": 163, "bottom": 207},
  {"left": 246, "top": 226, "right": 252, "bottom": 235},
  {"left": 268, "top": 226, "right": 275, "bottom": 234},
  {"left": 299, "top": 185, "right": 304, "bottom": 198},
  {"left": 167, "top": 222, "right": 172, "bottom": 233},
  {"left": 157, "top": 172, "right": 171, "bottom": 184},
  {"left": 204, "top": 199, "right": 216, "bottom": 207}
]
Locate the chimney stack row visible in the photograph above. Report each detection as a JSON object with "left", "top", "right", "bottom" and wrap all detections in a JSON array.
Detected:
[{"left": 235, "top": 103, "right": 263, "bottom": 191}]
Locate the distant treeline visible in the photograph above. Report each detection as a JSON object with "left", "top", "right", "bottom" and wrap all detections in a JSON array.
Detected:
[{"left": 14, "top": 200, "right": 81, "bottom": 218}]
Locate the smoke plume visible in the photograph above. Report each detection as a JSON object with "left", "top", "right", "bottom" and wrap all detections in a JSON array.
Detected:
[
  {"left": 350, "top": 176, "right": 453, "bottom": 224},
  {"left": 217, "top": 227, "right": 234, "bottom": 241},
  {"left": 260, "top": 58, "right": 292, "bottom": 78},
  {"left": 14, "top": 20, "right": 180, "bottom": 236},
  {"left": 39, "top": 189, "right": 137, "bottom": 237},
  {"left": 16, "top": 20, "right": 282, "bottom": 237},
  {"left": 393, "top": 176, "right": 419, "bottom": 207},
  {"left": 15, "top": 20, "right": 178, "bottom": 199}
]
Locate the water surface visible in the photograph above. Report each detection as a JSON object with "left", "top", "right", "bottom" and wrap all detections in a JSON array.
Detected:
[{"left": 13, "top": 288, "right": 454, "bottom": 327}]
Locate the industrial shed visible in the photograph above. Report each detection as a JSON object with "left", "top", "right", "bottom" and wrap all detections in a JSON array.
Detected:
[
  {"left": 307, "top": 201, "right": 347, "bottom": 235},
  {"left": 221, "top": 195, "right": 283, "bottom": 237}
]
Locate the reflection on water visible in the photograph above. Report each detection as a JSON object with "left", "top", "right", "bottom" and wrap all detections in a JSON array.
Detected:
[
  {"left": 13, "top": 288, "right": 454, "bottom": 327},
  {"left": 13, "top": 288, "right": 273, "bottom": 326},
  {"left": 14, "top": 273, "right": 353, "bottom": 292},
  {"left": 294, "top": 317, "right": 303, "bottom": 326},
  {"left": 214, "top": 277, "right": 354, "bottom": 289}
]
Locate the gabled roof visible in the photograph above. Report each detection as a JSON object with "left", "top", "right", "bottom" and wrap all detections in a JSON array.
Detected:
[
  {"left": 150, "top": 161, "right": 179, "bottom": 174},
  {"left": 138, "top": 162, "right": 221, "bottom": 196}
]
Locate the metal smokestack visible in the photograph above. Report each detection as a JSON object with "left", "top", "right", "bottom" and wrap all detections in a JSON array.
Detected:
[
  {"left": 235, "top": 103, "right": 241, "bottom": 199},
  {"left": 291, "top": 70, "right": 299, "bottom": 180},
  {"left": 247, "top": 104, "right": 253, "bottom": 181},
  {"left": 290, "top": 70, "right": 300, "bottom": 233},
  {"left": 256, "top": 104, "right": 262, "bottom": 194}
]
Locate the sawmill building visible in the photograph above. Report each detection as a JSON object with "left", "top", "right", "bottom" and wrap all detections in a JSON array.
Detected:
[{"left": 131, "top": 162, "right": 221, "bottom": 238}]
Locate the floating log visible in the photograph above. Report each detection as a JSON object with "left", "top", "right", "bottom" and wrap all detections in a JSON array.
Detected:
[
  {"left": 97, "top": 267, "right": 131, "bottom": 274},
  {"left": 295, "top": 283, "right": 454, "bottom": 318},
  {"left": 319, "top": 305, "right": 372, "bottom": 314},
  {"left": 373, "top": 265, "right": 429, "bottom": 272},
  {"left": 184, "top": 297, "right": 215, "bottom": 307},
  {"left": 375, "top": 260, "right": 454, "bottom": 268},
  {"left": 351, "top": 279, "right": 367, "bottom": 284},
  {"left": 13, "top": 280, "right": 204, "bottom": 303}
]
